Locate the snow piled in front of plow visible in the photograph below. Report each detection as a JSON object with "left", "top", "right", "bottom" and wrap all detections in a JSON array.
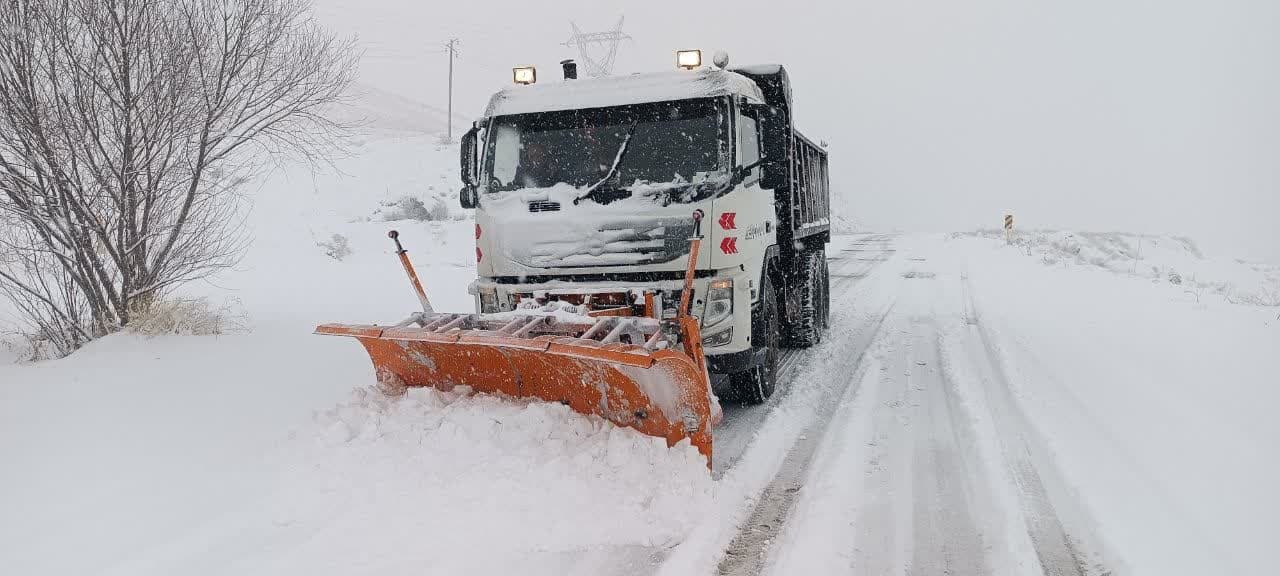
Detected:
[
  {"left": 108, "top": 385, "right": 714, "bottom": 576},
  {"left": 308, "top": 386, "right": 714, "bottom": 528},
  {"left": 277, "top": 387, "right": 715, "bottom": 573}
]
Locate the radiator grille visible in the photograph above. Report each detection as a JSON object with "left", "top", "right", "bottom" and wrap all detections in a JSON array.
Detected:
[{"left": 528, "top": 200, "right": 561, "bottom": 212}]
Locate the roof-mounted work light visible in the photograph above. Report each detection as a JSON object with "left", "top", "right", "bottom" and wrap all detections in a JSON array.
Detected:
[
  {"left": 513, "top": 66, "right": 537, "bottom": 85},
  {"left": 676, "top": 50, "right": 702, "bottom": 70}
]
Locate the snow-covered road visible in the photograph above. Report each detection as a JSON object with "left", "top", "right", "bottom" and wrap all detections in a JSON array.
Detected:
[
  {"left": 717, "top": 234, "right": 1110, "bottom": 576},
  {"left": 751, "top": 260, "right": 1112, "bottom": 575}
]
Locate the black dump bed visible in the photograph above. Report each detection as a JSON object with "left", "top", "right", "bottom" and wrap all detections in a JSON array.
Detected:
[{"left": 732, "top": 65, "right": 830, "bottom": 245}]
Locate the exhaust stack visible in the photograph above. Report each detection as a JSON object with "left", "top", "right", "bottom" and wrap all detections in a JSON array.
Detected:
[{"left": 560, "top": 59, "right": 578, "bottom": 80}]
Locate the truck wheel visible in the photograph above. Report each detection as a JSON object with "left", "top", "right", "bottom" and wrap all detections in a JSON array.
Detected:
[
  {"left": 731, "top": 274, "right": 779, "bottom": 404},
  {"left": 783, "top": 249, "right": 825, "bottom": 348}
]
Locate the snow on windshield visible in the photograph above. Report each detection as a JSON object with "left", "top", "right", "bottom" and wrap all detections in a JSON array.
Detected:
[{"left": 484, "top": 98, "right": 726, "bottom": 196}]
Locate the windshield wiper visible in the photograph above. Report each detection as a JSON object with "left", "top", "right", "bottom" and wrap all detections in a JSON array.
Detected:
[{"left": 573, "top": 121, "right": 638, "bottom": 205}]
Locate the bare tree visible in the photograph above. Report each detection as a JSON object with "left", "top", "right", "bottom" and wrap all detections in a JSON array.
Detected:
[{"left": 0, "top": 0, "right": 355, "bottom": 357}]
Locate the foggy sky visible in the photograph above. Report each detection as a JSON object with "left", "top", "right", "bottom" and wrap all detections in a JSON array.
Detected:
[{"left": 315, "top": 0, "right": 1279, "bottom": 260}]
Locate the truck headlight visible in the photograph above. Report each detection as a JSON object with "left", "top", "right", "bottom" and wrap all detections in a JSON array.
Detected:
[
  {"left": 703, "top": 278, "right": 733, "bottom": 327},
  {"left": 702, "top": 327, "right": 732, "bottom": 347}
]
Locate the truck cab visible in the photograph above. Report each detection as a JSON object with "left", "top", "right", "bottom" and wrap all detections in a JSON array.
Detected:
[{"left": 458, "top": 55, "right": 830, "bottom": 403}]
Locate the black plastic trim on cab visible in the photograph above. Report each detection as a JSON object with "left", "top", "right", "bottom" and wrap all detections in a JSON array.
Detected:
[
  {"left": 706, "top": 347, "right": 759, "bottom": 375},
  {"left": 490, "top": 269, "right": 719, "bottom": 285}
]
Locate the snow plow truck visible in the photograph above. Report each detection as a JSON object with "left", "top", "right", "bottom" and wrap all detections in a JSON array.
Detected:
[{"left": 318, "top": 51, "right": 831, "bottom": 465}]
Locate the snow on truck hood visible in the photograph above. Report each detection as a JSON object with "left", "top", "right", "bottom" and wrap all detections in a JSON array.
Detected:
[
  {"left": 481, "top": 184, "right": 704, "bottom": 270},
  {"left": 484, "top": 68, "right": 766, "bottom": 117}
]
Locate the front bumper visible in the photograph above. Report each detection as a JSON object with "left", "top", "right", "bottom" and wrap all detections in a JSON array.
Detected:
[
  {"left": 706, "top": 346, "right": 764, "bottom": 374},
  {"left": 471, "top": 270, "right": 753, "bottom": 356}
]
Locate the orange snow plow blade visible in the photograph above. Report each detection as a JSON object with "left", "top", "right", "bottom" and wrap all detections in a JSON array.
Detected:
[
  {"left": 316, "top": 314, "right": 716, "bottom": 461},
  {"left": 320, "top": 221, "right": 717, "bottom": 463}
]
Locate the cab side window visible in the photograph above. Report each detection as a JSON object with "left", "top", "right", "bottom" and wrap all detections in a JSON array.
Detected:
[{"left": 738, "top": 112, "right": 761, "bottom": 183}]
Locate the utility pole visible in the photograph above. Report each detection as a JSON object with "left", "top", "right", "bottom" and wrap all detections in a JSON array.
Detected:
[{"left": 444, "top": 38, "right": 460, "bottom": 142}]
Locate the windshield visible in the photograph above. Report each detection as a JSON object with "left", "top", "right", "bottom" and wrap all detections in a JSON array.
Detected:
[{"left": 483, "top": 98, "right": 728, "bottom": 201}]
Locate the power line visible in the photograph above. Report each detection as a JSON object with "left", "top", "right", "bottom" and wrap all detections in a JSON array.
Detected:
[{"left": 563, "top": 16, "right": 630, "bottom": 78}]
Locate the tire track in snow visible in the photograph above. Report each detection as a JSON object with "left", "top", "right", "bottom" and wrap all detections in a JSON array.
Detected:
[
  {"left": 713, "top": 234, "right": 898, "bottom": 473},
  {"left": 716, "top": 235, "right": 900, "bottom": 575},
  {"left": 717, "top": 302, "right": 895, "bottom": 576},
  {"left": 756, "top": 311, "right": 994, "bottom": 575},
  {"left": 957, "top": 278, "right": 1111, "bottom": 575},
  {"left": 908, "top": 322, "right": 986, "bottom": 574}
]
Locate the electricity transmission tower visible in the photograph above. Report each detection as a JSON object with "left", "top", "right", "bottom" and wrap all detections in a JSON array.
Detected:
[
  {"left": 563, "top": 16, "right": 630, "bottom": 78},
  {"left": 444, "top": 38, "right": 460, "bottom": 142}
]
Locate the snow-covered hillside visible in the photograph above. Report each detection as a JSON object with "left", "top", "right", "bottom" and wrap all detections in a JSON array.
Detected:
[{"left": 964, "top": 229, "right": 1280, "bottom": 307}]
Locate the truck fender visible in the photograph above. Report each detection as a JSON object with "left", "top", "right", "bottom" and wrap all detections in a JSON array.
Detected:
[{"left": 760, "top": 244, "right": 781, "bottom": 308}]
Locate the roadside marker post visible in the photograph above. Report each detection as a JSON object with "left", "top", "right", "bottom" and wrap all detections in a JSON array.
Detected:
[{"left": 1004, "top": 214, "right": 1014, "bottom": 244}]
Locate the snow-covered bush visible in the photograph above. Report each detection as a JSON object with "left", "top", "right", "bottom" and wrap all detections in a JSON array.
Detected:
[
  {"left": 0, "top": 0, "right": 354, "bottom": 358},
  {"left": 1, "top": 330, "right": 60, "bottom": 363},
  {"left": 127, "top": 298, "right": 247, "bottom": 337},
  {"left": 1222, "top": 284, "right": 1280, "bottom": 307},
  {"left": 378, "top": 195, "right": 450, "bottom": 222},
  {"left": 318, "top": 233, "right": 352, "bottom": 261}
]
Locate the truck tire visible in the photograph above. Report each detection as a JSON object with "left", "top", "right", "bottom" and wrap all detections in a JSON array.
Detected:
[
  {"left": 783, "top": 249, "right": 825, "bottom": 348},
  {"left": 731, "top": 274, "right": 779, "bottom": 404}
]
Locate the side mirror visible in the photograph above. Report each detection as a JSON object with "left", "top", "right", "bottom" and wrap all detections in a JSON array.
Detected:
[
  {"left": 459, "top": 125, "right": 479, "bottom": 187},
  {"left": 459, "top": 185, "right": 478, "bottom": 209},
  {"left": 459, "top": 123, "right": 481, "bottom": 209}
]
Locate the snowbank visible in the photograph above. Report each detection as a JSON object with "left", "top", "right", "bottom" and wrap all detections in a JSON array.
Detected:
[
  {"left": 0, "top": 332, "right": 365, "bottom": 575},
  {"left": 961, "top": 229, "right": 1280, "bottom": 307},
  {"left": 103, "top": 386, "right": 714, "bottom": 576},
  {"left": 0, "top": 331, "right": 716, "bottom": 576}
]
